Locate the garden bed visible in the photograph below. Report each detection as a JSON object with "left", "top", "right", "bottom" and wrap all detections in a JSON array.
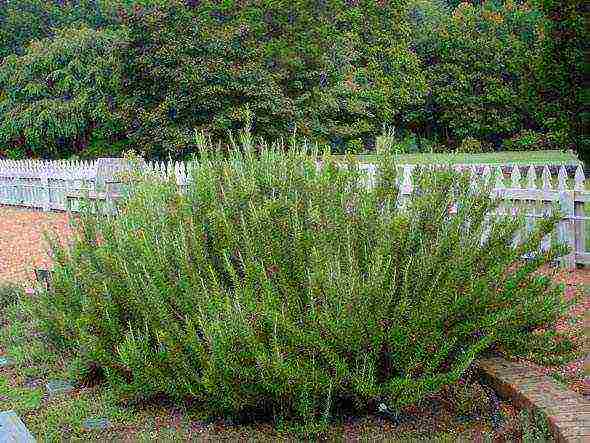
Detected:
[{"left": 0, "top": 288, "right": 554, "bottom": 440}]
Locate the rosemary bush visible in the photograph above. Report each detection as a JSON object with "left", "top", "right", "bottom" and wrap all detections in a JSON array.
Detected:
[{"left": 36, "top": 134, "right": 571, "bottom": 427}]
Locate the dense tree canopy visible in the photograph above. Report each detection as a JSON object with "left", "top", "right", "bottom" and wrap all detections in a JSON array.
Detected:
[
  {"left": 0, "top": 26, "right": 127, "bottom": 158},
  {"left": 119, "top": 1, "right": 428, "bottom": 158},
  {"left": 0, "top": 0, "right": 586, "bottom": 162},
  {"left": 0, "top": 0, "right": 123, "bottom": 58}
]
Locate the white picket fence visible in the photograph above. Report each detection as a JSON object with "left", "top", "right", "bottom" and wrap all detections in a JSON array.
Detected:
[
  {"left": 0, "top": 158, "right": 191, "bottom": 211},
  {"left": 380, "top": 163, "right": 589, "bottom": 268},
  {"left": 0, "top": 158, "right": 588, "bottom": 267}
]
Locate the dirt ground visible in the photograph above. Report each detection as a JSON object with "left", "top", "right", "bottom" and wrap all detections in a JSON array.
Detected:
[{"left": 0, "top": 206, "right": 71, "bottom": 284}]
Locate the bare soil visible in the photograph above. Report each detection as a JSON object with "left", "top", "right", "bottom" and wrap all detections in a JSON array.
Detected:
[{"left": 0, "top": 206, "right": 71, "bottom": 284}]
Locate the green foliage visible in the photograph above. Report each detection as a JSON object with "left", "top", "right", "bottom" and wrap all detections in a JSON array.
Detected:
[
  {"left": 458, "top": 137, "right": 485, "bottom": 154},
  {"left": 444, "top": 379, "right": 491, "bottom": 417},
  {"left": 502, "top": 129, "right": 562, "bottom": 152},
  {"left": 0, "top": 0, "right": 124, "bottom": 59},
  {"left": 530, "top": 0, "right": 588, "bottom": 165},
  {"left": 119, "top": 1, "right": 294, "bottom": 159},
  {"left": 119, "top": 0, "right": 427, "bottom": 158},
  {"left": 0, "top": 1, "right": 586, "bottom": 162},
  {"left": 410, "top": 2, "right": 544, "bottom": 145},
  {"left": 0, "top": 283, "right": 23, "bottom": 307},
  {"left": 35, "top": 134, "right": 572, "bottom": 428},
  {"left": 0, "top": 26, "right": 128, "bottom": 158},
  {"left": 515, "top": 408, "right": 553, "bottom": 441},
  {"left": 407, "top": 0, "right": 587, "bottom": 157}
]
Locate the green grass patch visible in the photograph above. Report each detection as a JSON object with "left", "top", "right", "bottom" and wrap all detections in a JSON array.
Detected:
[{"left": 348, "top": 150, "right": 581, "bottom": 166}]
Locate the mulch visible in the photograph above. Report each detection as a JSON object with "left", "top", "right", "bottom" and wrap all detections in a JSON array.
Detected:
[{"left": 521, "top": 267, "right": 589, "bottom": 397}]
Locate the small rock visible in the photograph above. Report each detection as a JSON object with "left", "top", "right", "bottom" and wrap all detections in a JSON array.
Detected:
[
  {"left": 420, "top": 398, "right": 443, "bottom": 416},
  {"left": 0, "top": 357, "right": 15, "bottom": 368},
  {"left": 343, "top": 415, "right": 362, "bottom": 425},
  {"left": 82, "top": 417, "right": 110, "bottom": 431},
  {"left": 203, "top": 416, "right": 217, "bottom": 425},
  {"left": 46, "top": 380, "right": 74, "bottom": 396},
  {"left": 0, "top": 410, "right": 36, "bottom": 442}
]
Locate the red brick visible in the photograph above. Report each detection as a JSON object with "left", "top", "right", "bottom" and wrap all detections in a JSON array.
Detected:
[{"left": 476, "top": 357, "right": 590, "bottom": 443}]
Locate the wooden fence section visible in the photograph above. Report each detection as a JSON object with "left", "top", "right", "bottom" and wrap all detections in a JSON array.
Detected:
[
  {"left": 0, "top": 159, "right": 97, "bottom": 211},
  {"left": 383, "top": 163, "right": 589, "bottom": 268},
  {"left": 0, "top": 158, "right": 190, "bottom": 211},
  {"left": 1, "top": 159, "right": 588, "bottom": 267}
]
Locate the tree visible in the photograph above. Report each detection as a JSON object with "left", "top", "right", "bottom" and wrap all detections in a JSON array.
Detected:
[
  {"left": 120, "top": 0, "right": 427, "bottom": 157},
  {"left": 0, "top": 26, "right": 128, "bottom": 158},
  {"left": 407, "top": 0, "right": 587, "bottom": 157},
  {"left": 0, "top": 0, "right": 125, "bottom": 59},
  {"left": 409, "top": 1, "right": 553, "bottom": 149},
  {"left": 119, "top": 1, "right": 295, "bottom": 159},
  {"left": 530, "top": 0, "right": 588, "bottom": 163}
]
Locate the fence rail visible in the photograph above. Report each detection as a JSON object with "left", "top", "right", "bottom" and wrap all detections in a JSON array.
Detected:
[
  {"left": 379, "top": 163, "right": 588, "bottom": 268},
  {"left": 1, "top": 158, "right": 588, "bottom": 267}
]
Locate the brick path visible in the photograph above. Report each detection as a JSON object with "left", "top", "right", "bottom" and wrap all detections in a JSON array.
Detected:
[
  {"left": 477, "top": 357, "right": 590, "bottom": 442},
  {"left": 0, "top": 206, "right": 71, "bottom": 284}
]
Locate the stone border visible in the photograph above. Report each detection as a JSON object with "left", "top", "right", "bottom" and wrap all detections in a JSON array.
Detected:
[
  {"left": 0, "top": 410, "right": 36, "bottom": 442},
  {"left": 476, "top": 357, "right": 590, "bottom": 442}
]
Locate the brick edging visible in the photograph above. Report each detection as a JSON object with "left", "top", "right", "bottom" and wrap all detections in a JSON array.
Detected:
[{"left": 475, "top": 357, "right": 590, "bottom": 442}]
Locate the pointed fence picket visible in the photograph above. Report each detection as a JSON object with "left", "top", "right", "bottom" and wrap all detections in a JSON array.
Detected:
[{"left": 0, "top": 159, "right": 588, "bottom": 267}]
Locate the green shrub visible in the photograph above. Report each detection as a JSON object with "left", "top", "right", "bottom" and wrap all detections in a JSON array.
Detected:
[
  {"left": 458, "top": 137, "right": 485, "bottom": 154},
  {"left": 502, "top": 129, "right": 567, "bottom": 152},
  {"left": 512, "top": 408, "right": 553, "bottom": 441},
  {"left": 444, "top": 378, "right": 491, "bottom": 418},
  {"left": 36, "top": 133, "right": 571, "bottom": 430}
]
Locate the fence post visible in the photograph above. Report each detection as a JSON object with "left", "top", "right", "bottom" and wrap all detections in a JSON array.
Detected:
[
  {"left": 41, "top": 171, "right": 50, "bottom": 211},
  {"left": 558, "top": 191, "right": 575, "bottom": 268},
  {"left": 0, "top": 175, "right": 5, "bottom": 206},
  {"left": 573, "top": 165, "right": 586, "bottom": 267},
  {"left": 398, "top": 165, "right": 414, "bottom": 210},
  {"left": 574, "top": 199, "right": 585, "bottom": 265}
]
